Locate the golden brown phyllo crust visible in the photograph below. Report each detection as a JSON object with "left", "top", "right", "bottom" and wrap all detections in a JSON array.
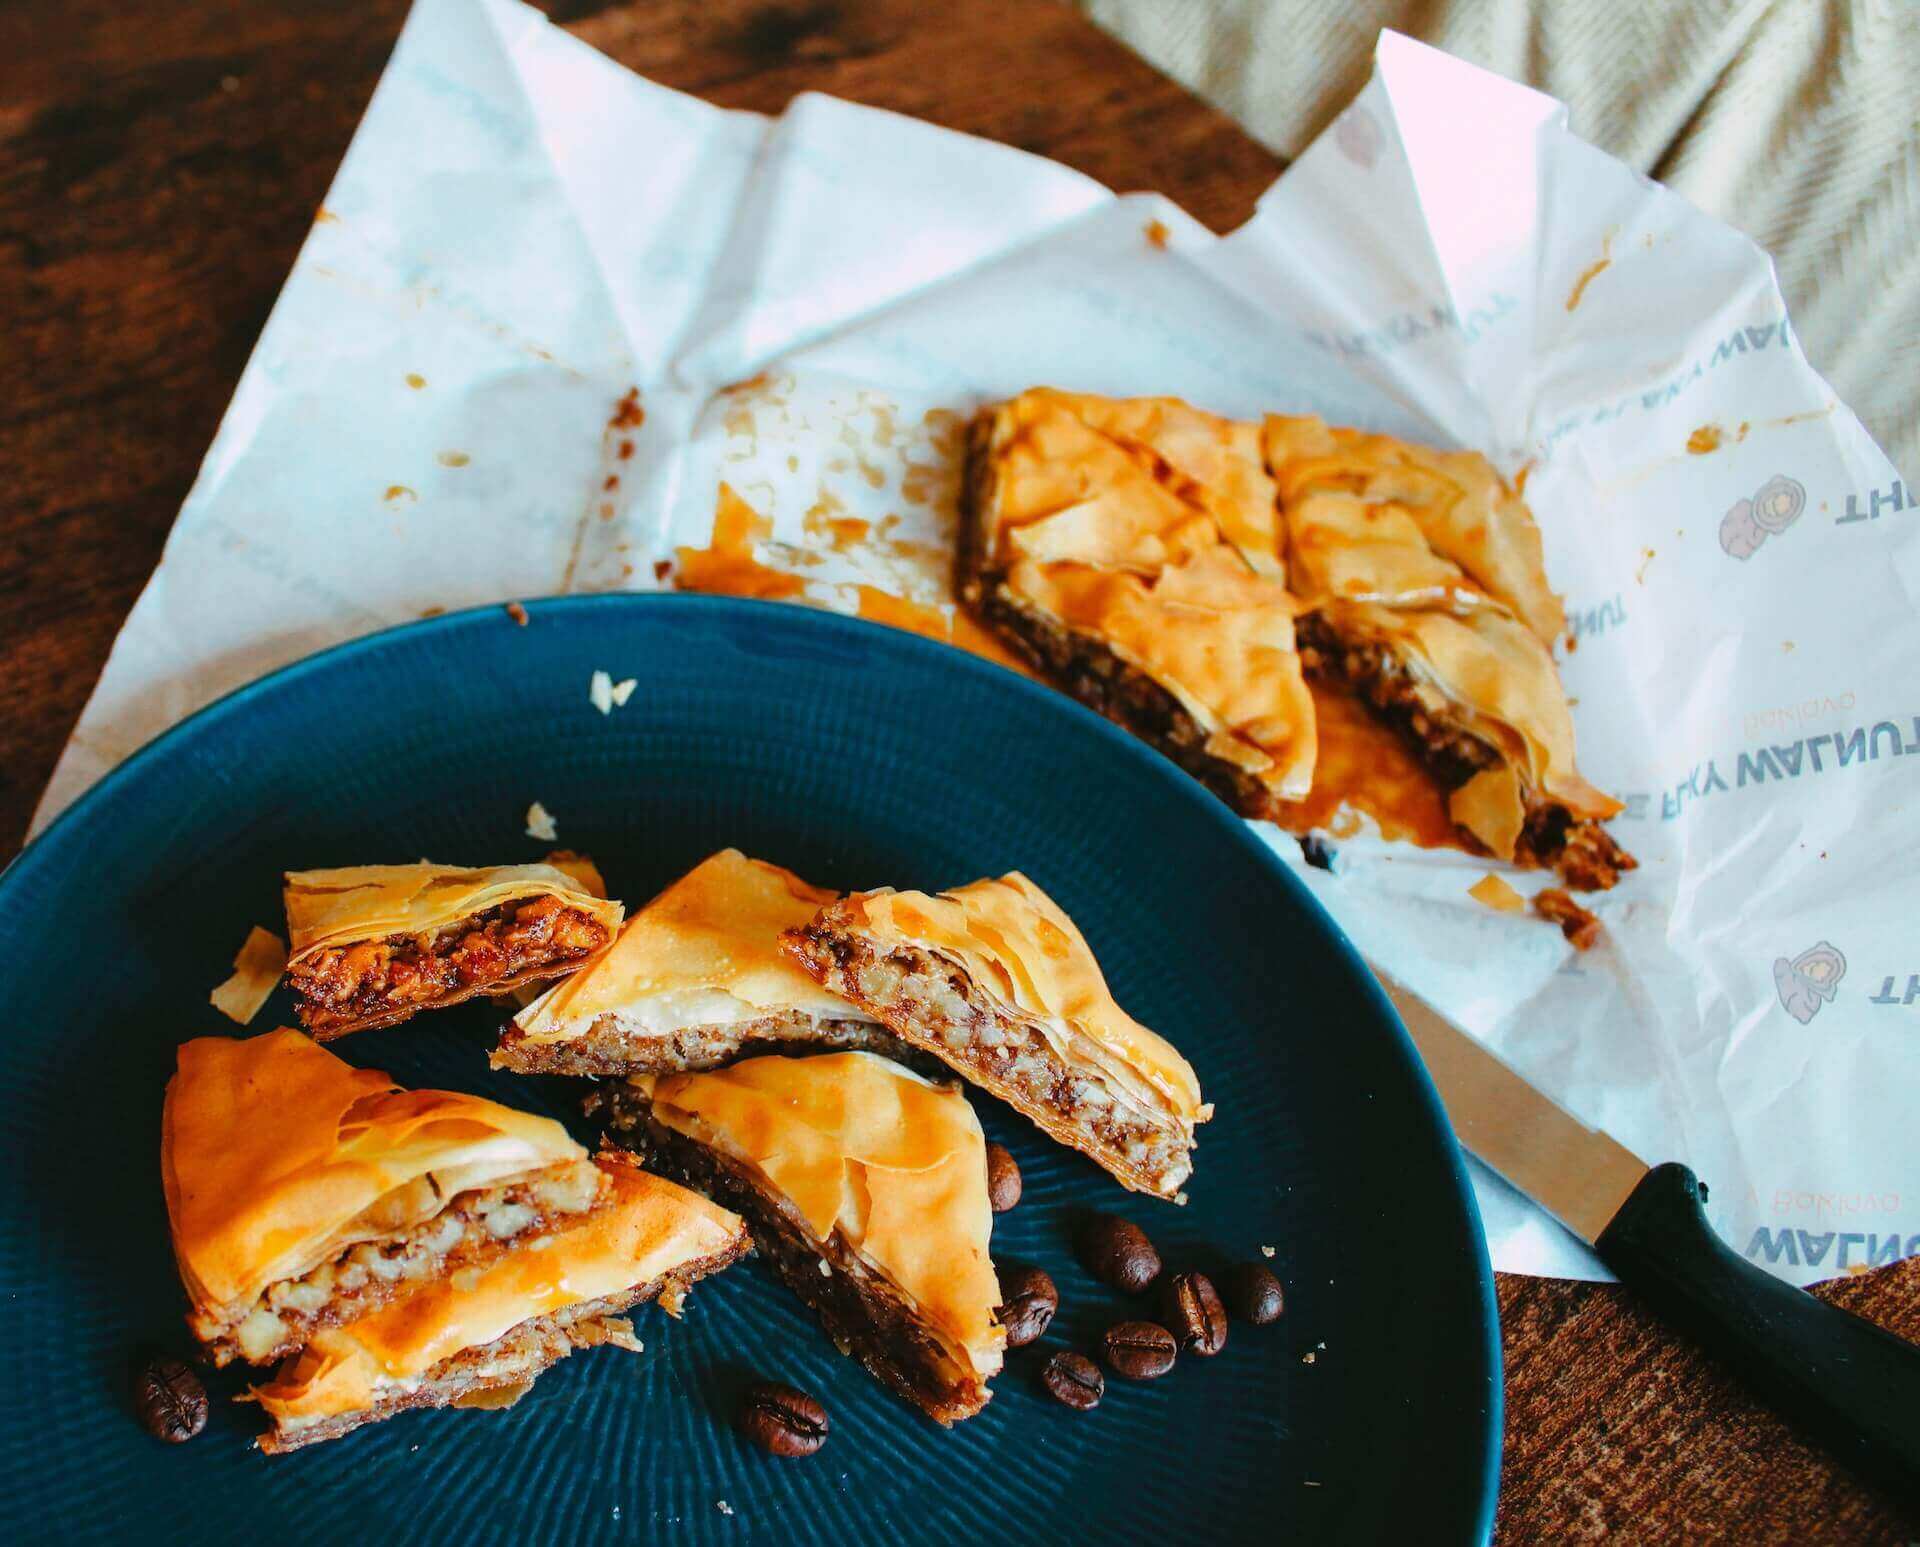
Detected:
[
  {"left": 956, "top": 390, "right": 1634, "bottom": 893},
  {"left": 607, "top": 1095, "right": 995, "bottom": 1426},
  {"left": 250, "top": 1150, "right": 750, "bottom": 1452},
  {"left": 958, "top": 389, "right": 1316, "bottom": 814},
  {"left": 604, "top": 1052, "right": 1005, "bottom": 1425},
  {"left": 162, "top": 1028, "right": 605, "bottom": 1366},
  {"left": 1265, "top": 415, "right": 1633, "bottom": 890},
  {"left": 254, "top": 1288, "right": 648, "bottom": 1453},
  {"left": 282, "top": 860, "right": 623, "bottom": 1038},
  {"left": 192, "top": 1158, "right": 606, "bottom": 1367},
  {"left": 782, "top": 874, "right": 1207, "bottom": 1199},
  {"left": 494, "top": 849, "right": 904, "bottom": 1078}
]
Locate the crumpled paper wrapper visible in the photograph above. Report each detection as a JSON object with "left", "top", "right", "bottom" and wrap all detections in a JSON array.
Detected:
[{"left": 34, "top": 0, "right": 1914, "bottom": 1285}]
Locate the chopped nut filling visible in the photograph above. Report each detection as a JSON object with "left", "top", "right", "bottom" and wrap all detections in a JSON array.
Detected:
[
  {"left": 787, "top": 927, "right": 1193, "bottom": 1198},
  {"left": 193, "top": 1158, "right": 605, "bottom": 1367},
  {"left": 1296, "top": 612, "right": 1634, "bottom": 891},
  {"left": 289, "top": 895, "right": 611, "bottom": 1036},
  {"left": 494, "top": 1009, "right": 912, "bottom": 1077}
]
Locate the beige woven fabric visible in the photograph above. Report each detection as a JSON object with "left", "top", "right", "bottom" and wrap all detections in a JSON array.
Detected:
[{"left": 1080, "top": 0, "right": 1918, "bottom": 476}]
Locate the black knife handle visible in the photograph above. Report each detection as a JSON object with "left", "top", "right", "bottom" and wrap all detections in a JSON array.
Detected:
[{"left": 1595, "top": 1163, "right": 1920, "bottom": 1516}]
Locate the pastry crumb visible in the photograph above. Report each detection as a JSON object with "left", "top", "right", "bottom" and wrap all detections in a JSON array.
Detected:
[
  {"left": 1468, "top": 874, "right": 1526, "bottom": 913},
  {"left": 1144, "top": 218, "right": 1170, "bottom": 249},
  {"left": 589, "top": 670, "right": 637, "bottom": 713},
  {"left": 525, "top": 801, "right": 558, "bottom": 842},
  {"left": 1301, "top": 1350, "right": 1317, "bottom": 1364},
  {"left": 209, "top": 926, "right": 288, "bottom": 1024},
  {"left": 505, "top": 601, "right": 529, "bottom": 627},
  {"left": 717, "top": 1501, "right": 734, "bottom": 1517},
  {"left": 1261, "top": 1244, "right": 1276, "bottom": 1258},
  {"left": 1534, "top": 887, "right": 1601, "bottom": 950}
]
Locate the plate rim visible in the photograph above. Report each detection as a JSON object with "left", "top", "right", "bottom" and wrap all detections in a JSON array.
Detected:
[{"left": 4, "top": 591, "right": 1503, "bottom": 1543}]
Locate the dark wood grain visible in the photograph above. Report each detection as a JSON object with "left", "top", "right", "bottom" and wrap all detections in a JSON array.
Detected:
[{"left": 0, "top": 2, "right": 1911, "bottom": 1540}]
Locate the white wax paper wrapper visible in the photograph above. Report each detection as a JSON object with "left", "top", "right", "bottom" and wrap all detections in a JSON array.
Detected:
[{"left": 32, "top": 2, "right": 1915, "bottom": 1285}]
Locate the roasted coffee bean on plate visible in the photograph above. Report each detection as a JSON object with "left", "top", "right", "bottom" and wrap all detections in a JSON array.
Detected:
[
  {"left": 1161, "top": 1271, "right": 1228, "bottom": 1357},
  {"left": 1078, "top": 1214, "right": 1161, "bottom": 1295},
  {"left": 1041, "top": 1351, "right": 1105, "bottom": 1411},
  {"left": 1221, "top": 1262, "right": 1285, "bottom": 1325},
  {"left": 998, "top": 1264, "right": 1060, "bottom": 1349},
  {"left": 131, "top": 1350, "right": 208, "bottom": 1443},
  {"left": 985, "top": 1143, "right": 1023, "bottom": 1212},
  {"left": 1102, "top": 1320, "right": 1178, "bottom": 1380},
  {"left": 737, "top": 1380, "right": 830, "bottom": 1457}
]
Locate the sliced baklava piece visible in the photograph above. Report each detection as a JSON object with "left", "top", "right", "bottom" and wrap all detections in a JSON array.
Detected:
[
  {"left": 605, "top": 1052, "right": 1005, "bottom": 1424},
  {"left": 251, "top": 1150, "right": 748, "bottom": 1452},
  {"left": 1263, "top": 414, "right": 1635, "bottom": 890},
  {"left": 959, "top": 388, "right": 1316, "bottom": 813},
  {"left": 494, "top": 849, "right": 906, "bottom": 1077},
  {"left": 283, "top": 859, "right": 623, "bottom": 1038},
  {"left": 782, "top": 874, "right": 1207, "bottom": 1199},
  {"left": 163, "top": 1028, "right": 608, "bottom": 1367}
]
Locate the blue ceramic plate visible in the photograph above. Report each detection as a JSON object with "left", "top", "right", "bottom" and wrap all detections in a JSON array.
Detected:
[{"left": 0, "top": 595, "right": 1497, "bottom": 1545}]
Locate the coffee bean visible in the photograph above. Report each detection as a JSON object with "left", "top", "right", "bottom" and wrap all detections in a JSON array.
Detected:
[
  {"left": 1041, "top": 1351, "right": 1104, "bottom": 1411},
  {"left": 985, "top": 1143, "right": 1022, "bottom": 1212},
  {"left": 1161, "top": 1271, "right": 1228, "bottom": 1357},
  {"left": 131, "top": 1351, "right": 207, "bottom": 1444},
  {"left": 1078, "top": 1214, "right": 1161, "bottom": 1295},
  {"left": 1222, "top": 1263, "right": 1285, "bottom": 1325},
  {"left": 997, "top": 1264, "right": 1059, "bottom": 1349},
  {"left": 737, "top": 1380, "right": 829, "bottom": 1457},
  {"left": 1102, "top": 1320, "right": 1178, "bottom": 1379}
]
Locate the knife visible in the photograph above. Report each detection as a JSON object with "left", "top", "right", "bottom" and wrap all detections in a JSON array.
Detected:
[{"left": 1374, "top": 969, "right": 1920, "bottom": 1513}]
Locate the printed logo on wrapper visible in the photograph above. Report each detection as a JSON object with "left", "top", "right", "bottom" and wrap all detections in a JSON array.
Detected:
[
  {"left": 1773, "top": 941, "right": 1845, "bottom": 1024},
  {"left": 1719, "top": 474, "right": 1807, "bottom": 559},
  {"left": 1333, "top": 107, "right": 1383, "bottom": 171}
]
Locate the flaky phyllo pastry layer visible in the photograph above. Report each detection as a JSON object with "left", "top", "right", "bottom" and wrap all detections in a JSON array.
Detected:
[
  {"left": 960, "top": 388, "right": 1317, "bottom": 809},
  {"left": 959, "top": 389, "right": 1631, "bottom": 889},
  {"left": 162, "top": 1028, "right": 605, "bottom": 1366},
  {"left": 783, "top": 873, "right": 1208, "bottom": 1199},
  {"left": 250, "top": 1150, "right": 748, "bottom": 1452},
  {"left": 496, "top": 849, "right": 896, "bottom": 1077},
  {"left": 282, "top": 857, "right": 623, "bottom": 1038},
  {"left": 1263, "top": 415, "right": 1631, "bottom": 886},
  {"left": 620, "top": 1050, "right": 1004, "bottom": 1422}
]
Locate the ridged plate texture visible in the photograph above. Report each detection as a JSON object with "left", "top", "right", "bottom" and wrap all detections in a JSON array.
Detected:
[{"left": 0, "top": 595, "right": 1498, "bottom": 1546}]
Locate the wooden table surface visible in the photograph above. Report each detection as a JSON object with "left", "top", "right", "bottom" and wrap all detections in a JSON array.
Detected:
[{"left": 3, "top": 2, "right": 1913, "bottom": 1539}]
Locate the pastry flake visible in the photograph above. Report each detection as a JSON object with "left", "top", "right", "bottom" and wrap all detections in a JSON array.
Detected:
[
  {"left": 208, "top": 926, "right": 287, "bottom": 1025},
  {"left": 495, "top": 849, "right": 903, "bottom": 1077},
  {"left": 608, "top": 1050, "right": 1003, "bottom": 1424},
  {"left": 162, "top": 1028, "right": 604, "bottom": 1366},
  {"left": 252, "top": 1150, "right": 748, "bottom": 1451},
  {"left": 282, "top": 859, "right": 623, "bottom": 1038},
  {"left": 960, "top": 389, "right": 1316, "bottom": 810},
  {"left": 782, "top": 873, "right": 1205, "bottom": 1199}
]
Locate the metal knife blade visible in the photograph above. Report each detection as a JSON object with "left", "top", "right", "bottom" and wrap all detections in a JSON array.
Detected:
[{"left": 1371, "top": 966, "right": 1645, "bottom": 1244}]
